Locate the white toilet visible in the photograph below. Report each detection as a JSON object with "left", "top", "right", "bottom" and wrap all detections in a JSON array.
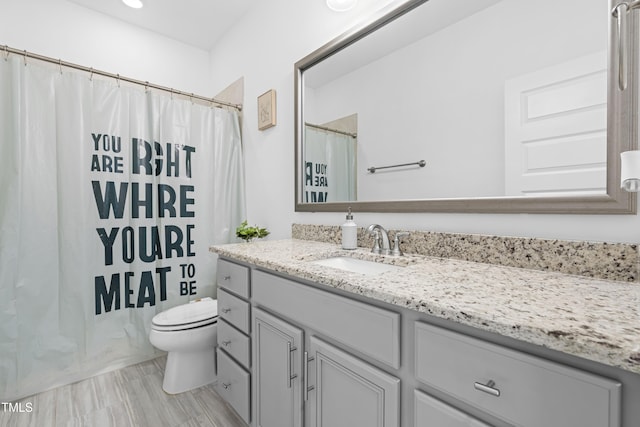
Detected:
[{"left": 149, "top": 297, "right": 218, "bottom": 394}]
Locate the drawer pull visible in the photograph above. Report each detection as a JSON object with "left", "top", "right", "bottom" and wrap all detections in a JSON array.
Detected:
[
  {"left": 222, "top": 340, "right": 231, "bottom": 347},
  {"left": 221, "top": 308, "right": 231, "bottom": 313},
  {"left": 223, "top": 275, "right": 231, "bottom": 281},
  {"left": 221, "top": 382, "right": 231, "bottom": 390},
  {"left": 474, "top": 380, "right": 500, "bottom": 397}
]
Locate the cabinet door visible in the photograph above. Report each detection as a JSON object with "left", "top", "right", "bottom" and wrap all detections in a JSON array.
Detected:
[
  {"left": 308, "top": 336, "right": 400, "bottom": 427},
  {"left": 253, "top": 308, "right": 304, "bottom": 427}
]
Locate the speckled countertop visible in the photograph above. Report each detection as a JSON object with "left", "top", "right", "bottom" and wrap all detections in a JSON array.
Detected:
[{"left": 210, "top": 239, "right": 640, "bottom": 375}]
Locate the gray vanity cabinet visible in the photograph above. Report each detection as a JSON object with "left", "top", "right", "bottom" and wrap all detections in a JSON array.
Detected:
[
  {"left": 252, "top": 307, "right": 304, "bottom": 427},
  {"left": 215, "top": 256, "right": 632, "bottom": 426},
  {"left": 251, "top": 269, "right": 401, "bottom": 427}
]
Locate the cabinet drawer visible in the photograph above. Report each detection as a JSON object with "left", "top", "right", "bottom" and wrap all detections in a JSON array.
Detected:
[
  {"left": 218, "top": 318, "right": 251, "bottom": 369},
  {"left": 253, "top": 270, "right": 400, "bottom": 369},
  {"left": 414, "top": 322, "right": 621, "bottom": 427},
  {"left": 217, "top": 259, "right": 250, "bottom": 298},
  {"left": 414, "top": 389, "right": 490, "bottom": 427},
  {"left": 218, "top": 288, "right": 250, "bottom": 334},
  {"left": 217, "top": 348, "right": 250, "bottom": 424}
]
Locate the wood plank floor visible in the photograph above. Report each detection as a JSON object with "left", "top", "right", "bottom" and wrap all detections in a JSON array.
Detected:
[{"left": 0, "top": 356, "right": 248, "bottom": 427}]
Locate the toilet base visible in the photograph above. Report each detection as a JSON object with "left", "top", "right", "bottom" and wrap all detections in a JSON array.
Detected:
[{"left": 162, "top": 349, "right": 217, "bottom": 394}]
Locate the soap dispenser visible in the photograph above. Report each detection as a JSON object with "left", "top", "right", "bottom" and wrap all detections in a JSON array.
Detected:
[{"left": 341, "top": 207, "right": 357, "bottom": 250}]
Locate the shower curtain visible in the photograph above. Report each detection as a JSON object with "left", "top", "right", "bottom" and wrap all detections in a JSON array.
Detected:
[
  {"left": 0, "top": 56, "right": 246, "bottom": 400},
  {"left": 304, "top": 126, "right": 357, "bottom": 203}
]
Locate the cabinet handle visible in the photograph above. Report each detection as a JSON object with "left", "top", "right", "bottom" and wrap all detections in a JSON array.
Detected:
[
  {"left": 474, "top": 380, "right": 500, "bottom": 397},
  {"left": 221, "top": 382, "right": 231, "bottom": 390},
  {"left": 221, "top": 308, "right": 231, "bottom": 313},
  {"left": 304, "top": 351, "right": 315, "bottom": 401},
  {"left": 287, "top": 342, "right": 297, "bottom": 388},
  {"left": 222, "top": 340, "right": 231, "bottom": 347},
  {"left": 223, "top": 275, "right": 231, "bottom": 280}
]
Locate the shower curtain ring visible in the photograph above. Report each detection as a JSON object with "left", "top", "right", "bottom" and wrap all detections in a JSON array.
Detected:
[
  {"left": 144, "top": 81, "right": 149, "bottom": 93},
  {"left": 3, "top": 45, "right": 9, "bottom": 61},
  {"left": 116, "top": 74, "right": 121, "bottom": 88},
  {"left": 23, "top": 50, "right": 27, "bottom": 66},
  {"left": 190, "top": 93, "right": 194, "bottom": 104},
  {"left": 59, "top": 59, "right": 63, "bottom": 75}
]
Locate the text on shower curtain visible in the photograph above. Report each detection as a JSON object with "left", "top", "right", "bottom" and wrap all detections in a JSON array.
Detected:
[{"left": 90, "top": 133, "right": 199, "bottom": 315}]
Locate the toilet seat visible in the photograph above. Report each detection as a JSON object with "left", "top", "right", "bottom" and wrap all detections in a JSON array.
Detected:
[{"left": 152, "top": 297, "right": 218, "bottom": 332}]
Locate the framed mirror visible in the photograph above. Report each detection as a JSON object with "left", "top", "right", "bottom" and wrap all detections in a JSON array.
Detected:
[{"left": 295, "top": 0, "right": 637, "bottom": 213}]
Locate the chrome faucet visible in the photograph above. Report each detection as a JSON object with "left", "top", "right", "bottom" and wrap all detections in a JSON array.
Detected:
[{"left": 367, "top": 224, "right": 391, "bottom": 255}]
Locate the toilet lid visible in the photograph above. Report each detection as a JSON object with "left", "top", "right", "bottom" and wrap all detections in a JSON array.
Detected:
[{"left": 152, "top": 297, "right": 218, "bottom": 329}]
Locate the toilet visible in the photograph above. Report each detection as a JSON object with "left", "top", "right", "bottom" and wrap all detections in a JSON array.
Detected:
[{"left": 149, "top": 297, "right": 218, "bottom": 394}]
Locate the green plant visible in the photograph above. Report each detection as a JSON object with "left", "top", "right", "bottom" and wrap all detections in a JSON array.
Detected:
[{"left": 235, "top": 220, "right": 270, "bottom": 242}]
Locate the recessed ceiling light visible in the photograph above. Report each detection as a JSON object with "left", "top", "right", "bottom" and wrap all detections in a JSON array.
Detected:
[
  {"left": 122, "top": 0, "right": 143, "bottom": 9},
  {"left": 326, "top": 0, "right": 357, "bottom": 12}
]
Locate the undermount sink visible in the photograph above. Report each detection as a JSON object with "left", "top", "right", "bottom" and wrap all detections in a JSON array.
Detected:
[{"left": 309, "top": 256, "right": 403, "bottom": 276}]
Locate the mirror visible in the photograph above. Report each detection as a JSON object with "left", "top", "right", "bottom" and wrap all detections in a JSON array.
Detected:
[{"left": 295, "top": 0, "right": 636, "bottom": 213}]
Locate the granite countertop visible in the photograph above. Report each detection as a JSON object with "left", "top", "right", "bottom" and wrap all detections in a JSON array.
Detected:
[{"left": 210, "top": 239, "right": 640, "bottom": 375}]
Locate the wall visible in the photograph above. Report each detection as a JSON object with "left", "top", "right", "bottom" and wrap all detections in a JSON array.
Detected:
[
  {"left": 210, "top": 0, "right": 640, "bottom": 245},
  {"left": 0, "top": 0, "right": 212, "bottom": 96}
]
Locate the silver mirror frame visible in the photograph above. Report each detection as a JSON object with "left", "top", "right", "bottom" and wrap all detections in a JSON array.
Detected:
[{"left": 295, "top": 0, "right": 636, "bottom": 214}]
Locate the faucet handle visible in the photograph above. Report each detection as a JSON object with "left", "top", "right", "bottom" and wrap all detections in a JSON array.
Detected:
[
  {"left": 370, "top": 229, "right": 382, "bottom": 254},
  {"left": 392, "top": 232, "right": 410, "bottom": 256}
]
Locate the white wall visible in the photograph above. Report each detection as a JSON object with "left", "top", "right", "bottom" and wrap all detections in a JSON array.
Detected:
[
  {"left": 0, "top": 0, "right": 212, "bottom": 96},
  {"left": 210, "top": 0, "right": 640, "bottom": 245}
]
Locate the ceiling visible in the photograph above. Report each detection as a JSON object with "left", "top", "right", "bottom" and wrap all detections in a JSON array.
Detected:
[{"left": 67, "top": 0, "right": 253, "bottom": 50}]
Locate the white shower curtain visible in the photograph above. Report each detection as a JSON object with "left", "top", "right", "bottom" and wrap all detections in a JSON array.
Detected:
[
  {"left": 0, "top": 56, "right": 246, "bottom": 400},
  {"left": 304, "top": 126, "right": 357, "bottom": 203}
]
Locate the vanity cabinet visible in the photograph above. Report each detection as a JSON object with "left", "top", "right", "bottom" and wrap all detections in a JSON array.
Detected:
[
  {"left": 252, "top": 269, "right": 401, "bottom": 427},
  {"left": 215, "top": 259, "right": 252, "bottom": 424},
  {"left": 214, "top": 256, "right": 629, "bottom": 427}
]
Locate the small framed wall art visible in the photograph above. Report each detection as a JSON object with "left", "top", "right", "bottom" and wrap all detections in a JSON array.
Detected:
[{"left": 258, "top": 89, "right": 277, "bottom": 130}]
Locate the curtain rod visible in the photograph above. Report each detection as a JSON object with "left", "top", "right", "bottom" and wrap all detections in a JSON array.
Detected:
[
  {"left": 2, "top": 44, "right": 242, "bottom": 111},
  {"left": 305, "top": 122, "right": 357, "bottom": 138}
]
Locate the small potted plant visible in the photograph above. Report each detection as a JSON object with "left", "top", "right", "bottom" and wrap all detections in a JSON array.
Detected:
[{"left": 235, "top": 220, "right": 270, "bottom": 242}]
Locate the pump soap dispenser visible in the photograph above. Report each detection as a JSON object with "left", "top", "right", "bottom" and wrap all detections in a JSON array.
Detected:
[{"left": 341, "top": 207, "right": 357, "bottom": 250}]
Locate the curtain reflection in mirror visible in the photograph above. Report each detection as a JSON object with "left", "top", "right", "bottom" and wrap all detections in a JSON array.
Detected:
[{"left": 304, "top": 123, "right": 357, "bottom": 203}]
